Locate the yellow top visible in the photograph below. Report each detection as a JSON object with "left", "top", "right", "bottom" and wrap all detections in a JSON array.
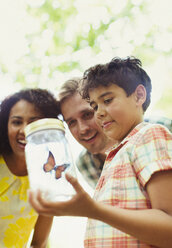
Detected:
[
  {"left": 0, "top": 156, "right": 38, "bottom": 248},
  {"left": 24, "top": 118, "right": 65, "bottom": 137}
]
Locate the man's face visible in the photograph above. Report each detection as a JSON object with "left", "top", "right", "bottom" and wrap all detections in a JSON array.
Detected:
[{"left": 61, "top": 93, "right": 112, "bottom": 154}]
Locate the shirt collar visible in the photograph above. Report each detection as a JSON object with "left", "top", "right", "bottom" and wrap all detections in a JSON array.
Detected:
[{"left": 106, "top": 122, "right": 149, "bottom": 155}]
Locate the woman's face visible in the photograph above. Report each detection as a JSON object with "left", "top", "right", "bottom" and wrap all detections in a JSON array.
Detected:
[{"left": 8, "top": 99, "right": 43, "bottom": 159}]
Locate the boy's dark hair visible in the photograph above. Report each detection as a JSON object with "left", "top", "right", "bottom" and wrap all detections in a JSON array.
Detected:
[
  {"left": 0, "top": 88, "right": 60, "bottom": 154},
  {"left": 81, "top": 56, "right": 152, "bottom": 112}
]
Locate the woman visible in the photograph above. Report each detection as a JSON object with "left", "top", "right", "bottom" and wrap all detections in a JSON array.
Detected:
[{"left": 0, "top": 88, "right": 60, "bottom": 247}]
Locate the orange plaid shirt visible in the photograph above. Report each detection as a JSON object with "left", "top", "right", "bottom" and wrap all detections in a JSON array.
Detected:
[{"left": 84, "top": 122, "right": 172, "bottom": 247}]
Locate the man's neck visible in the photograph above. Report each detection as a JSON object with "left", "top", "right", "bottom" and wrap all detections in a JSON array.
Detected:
[{"left": 93, "top": 152, "right": 106, "bottom": 163}]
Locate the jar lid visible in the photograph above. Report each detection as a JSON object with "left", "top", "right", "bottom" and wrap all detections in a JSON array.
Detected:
[{"left": 24, "top": 118, "right": 65, "bottom": 137}]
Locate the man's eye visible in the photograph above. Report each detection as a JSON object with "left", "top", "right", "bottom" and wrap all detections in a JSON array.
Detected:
[
  {"left": 68, "top": 120, "right": 76, "bottom": 127},
  {"left": 83, "top": 111, "right": 94, "bottom": 120}
]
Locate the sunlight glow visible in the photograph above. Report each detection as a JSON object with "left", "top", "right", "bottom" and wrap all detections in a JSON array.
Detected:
[{"left": 0, "top": 1, "right": 172, "bottom": 247}]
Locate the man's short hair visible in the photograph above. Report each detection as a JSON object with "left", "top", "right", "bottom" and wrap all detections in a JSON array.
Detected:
[{"left": 58, "top": 77, "right": 82, "bottom": 104}]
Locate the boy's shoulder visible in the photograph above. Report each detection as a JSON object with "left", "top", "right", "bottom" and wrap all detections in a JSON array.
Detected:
[
  {"left": 144, "top": 116, "right": 172, "bottom": 132},
  {"left": 129, "top": 122, "right": 172, "bottom": 146}
]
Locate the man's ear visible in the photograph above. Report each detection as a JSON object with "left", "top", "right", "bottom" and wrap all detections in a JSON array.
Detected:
[{"left": 134, "top": 84, "right": 146, "bottom": 106}]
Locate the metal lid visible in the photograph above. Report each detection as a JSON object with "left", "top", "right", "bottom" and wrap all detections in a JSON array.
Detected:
[{"left": 24, "top": 118, "right": 65, "bottom": 137}]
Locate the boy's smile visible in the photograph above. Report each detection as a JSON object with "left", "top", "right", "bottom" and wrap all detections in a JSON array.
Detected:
[{"left": 89, "top": 84, "right": 145, "bottom": 142}]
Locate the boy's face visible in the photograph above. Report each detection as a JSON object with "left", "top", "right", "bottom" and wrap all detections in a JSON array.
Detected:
[{"left": 89, "top": 84, "right": 144, "bottom": 142}]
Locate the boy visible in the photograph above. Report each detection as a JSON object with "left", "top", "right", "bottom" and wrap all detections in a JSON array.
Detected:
[
  {"left": 29, "top": 57, "right": 172, "bottom": 247},
  {"left": 58, "top": 77, "right": 172, "bottom": 189}
]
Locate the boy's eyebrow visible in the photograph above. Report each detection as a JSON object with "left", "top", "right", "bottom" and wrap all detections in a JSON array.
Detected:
[
  {"left": 90, "top": 91, "right": 113, "bottom": 107},
  {"left": 10, "top": 116, "right": 22, "bottom": 119}
]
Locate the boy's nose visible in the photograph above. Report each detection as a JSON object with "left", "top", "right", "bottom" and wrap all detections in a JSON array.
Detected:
[{"left": 96, "top": 106, "right": 106, "bottom": 119}]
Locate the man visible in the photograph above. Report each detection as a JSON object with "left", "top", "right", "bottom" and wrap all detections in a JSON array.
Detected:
[
  {"left": 58, "top": 77, "right": 172, "bottom": 188},
  {"left": 58, "top": 77, "right": 115, "bottom": 188}
]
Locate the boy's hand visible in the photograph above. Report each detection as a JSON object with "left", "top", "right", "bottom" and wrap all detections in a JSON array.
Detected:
[{"left": 28, "top": 173, "right": 96, "bottom": 218}]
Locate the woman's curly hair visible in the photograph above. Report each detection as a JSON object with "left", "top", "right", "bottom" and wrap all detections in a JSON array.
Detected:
[{"left": 0, "top": 88, "right": 60, "bottom": 154}]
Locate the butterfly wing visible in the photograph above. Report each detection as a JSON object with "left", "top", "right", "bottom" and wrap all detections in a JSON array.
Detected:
[
  {"left": 43, "top": 151, "right": 56, "bottom": 172},
  {"left": 55, "top": 164, "right": 69, "bottom": 179}
]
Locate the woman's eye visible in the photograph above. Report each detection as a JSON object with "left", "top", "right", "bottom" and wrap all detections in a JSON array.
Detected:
[{"left": 12, "top": 120, "right": 22, "bottom": 125}]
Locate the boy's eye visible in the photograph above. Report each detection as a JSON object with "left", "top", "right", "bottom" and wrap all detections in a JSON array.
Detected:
[
  {"left": 92, "top": 105, "right": 98, "bottom": 111},
  {"left": 104, "top": 98, "right": 113, "bottom": 104}
]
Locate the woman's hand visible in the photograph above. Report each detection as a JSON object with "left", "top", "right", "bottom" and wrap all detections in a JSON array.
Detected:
[{"left": 28, "top": 173, "right": 96, "bottom": 218}]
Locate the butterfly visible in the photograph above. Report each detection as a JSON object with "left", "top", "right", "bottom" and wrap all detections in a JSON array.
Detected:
[{"left": 43, "top": 151, "right": 69, "bottom": 179}]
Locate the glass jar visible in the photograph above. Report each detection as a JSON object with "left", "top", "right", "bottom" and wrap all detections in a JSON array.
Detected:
[{"left": 24, "top": 118, "right": 77, "bottom": 201}]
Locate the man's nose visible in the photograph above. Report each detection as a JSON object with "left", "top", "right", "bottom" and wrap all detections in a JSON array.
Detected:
[{"left": 78, "top": 121, "right": 90, "bottom": 134}]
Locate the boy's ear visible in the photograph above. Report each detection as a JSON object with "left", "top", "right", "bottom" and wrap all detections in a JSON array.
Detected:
[{"left": 134, "top": 84, "right": 146, "bottom": 106}]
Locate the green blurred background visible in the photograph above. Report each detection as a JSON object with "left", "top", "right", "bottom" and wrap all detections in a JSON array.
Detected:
[
  {"left": 0, "top": 0, "right": 172, "bottom": 118},
  {"left": 1, "top": 1, "right": 171, "bottom": 247}
]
